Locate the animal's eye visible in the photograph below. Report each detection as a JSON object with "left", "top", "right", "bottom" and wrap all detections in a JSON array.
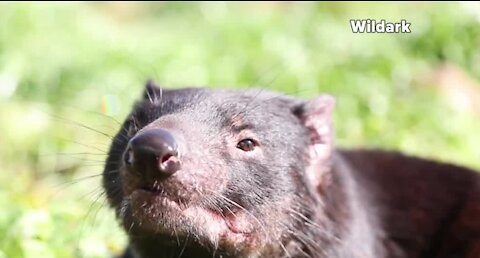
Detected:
[{"left": 236, "top": 139, "right": 257, "bottom": 152}]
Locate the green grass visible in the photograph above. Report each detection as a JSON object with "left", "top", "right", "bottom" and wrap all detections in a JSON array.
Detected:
[{"left": 1, "top": 2, "right": 480, "bottom": 257}]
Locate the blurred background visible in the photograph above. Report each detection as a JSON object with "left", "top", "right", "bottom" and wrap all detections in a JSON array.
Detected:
[{"left": 1, "top": 2, "right": 480, "bottom": 257}]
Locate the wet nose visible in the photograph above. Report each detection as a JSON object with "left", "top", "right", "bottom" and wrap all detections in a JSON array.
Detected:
[{"left": 124, "top": 128, "right": 181, "bottom": 179}]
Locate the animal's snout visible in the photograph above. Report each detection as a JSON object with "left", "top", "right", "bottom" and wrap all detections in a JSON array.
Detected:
[{"left": 124, "top": 128, "right": 181, "bottom": 179}]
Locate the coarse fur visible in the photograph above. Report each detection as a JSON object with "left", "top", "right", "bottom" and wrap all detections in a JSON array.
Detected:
[{"left": 103, "top": 81, "right": 480, "bottom": 258}]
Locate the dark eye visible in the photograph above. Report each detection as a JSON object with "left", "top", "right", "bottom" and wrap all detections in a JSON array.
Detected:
[{"left": 236, "top": 139, "right": 257, "bottom": 152}]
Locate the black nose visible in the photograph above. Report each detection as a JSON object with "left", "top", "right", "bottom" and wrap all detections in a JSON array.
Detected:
[{"left": 124, "top": 128, "right": 181, "bottom": 179}]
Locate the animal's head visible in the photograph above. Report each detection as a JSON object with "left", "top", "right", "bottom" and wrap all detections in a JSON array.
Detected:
[{"left": 103, "top": 81, "right": 336, "bottom": 257}]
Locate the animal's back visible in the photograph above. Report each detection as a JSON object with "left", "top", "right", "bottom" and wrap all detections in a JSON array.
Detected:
[{"left": 340, "top": 149, "right": 480, "bottom": 258}]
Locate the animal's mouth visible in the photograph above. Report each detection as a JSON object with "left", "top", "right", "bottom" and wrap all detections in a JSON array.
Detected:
[{"left": 126, "top": 187, "right": 254, "bottom": 246}]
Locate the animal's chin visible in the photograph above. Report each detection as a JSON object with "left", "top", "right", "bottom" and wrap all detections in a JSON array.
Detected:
[{"left": 123, "top": 188, "right": 255, "bottom": 249}]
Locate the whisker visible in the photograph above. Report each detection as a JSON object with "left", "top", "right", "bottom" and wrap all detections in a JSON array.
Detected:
[
  {"left": 49, "top": 113, "right": 114, "bottom": 139},
  {"left": 59, "top": 138, "right": 110, "bottom": 153},
  {"left": 177, "top": 234, "right": 189, "bottom": 258},
  {"left": 57, "top": 102, "right": 123, "bottom": 126}
]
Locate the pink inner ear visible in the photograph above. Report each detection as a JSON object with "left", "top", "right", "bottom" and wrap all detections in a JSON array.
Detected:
[
  {"left": 302, "top": 94, "right": 335, "bottom": 147},
  {"left": 301, "top": 94, "right": 335, "bottom": 188}
]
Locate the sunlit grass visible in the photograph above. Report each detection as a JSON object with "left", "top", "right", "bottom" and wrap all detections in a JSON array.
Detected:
[{"left": 1, "top": 2, "right": 479, "bottom": 257}]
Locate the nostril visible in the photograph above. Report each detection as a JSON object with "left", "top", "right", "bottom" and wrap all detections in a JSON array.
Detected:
[
  {"left": 159, "top": 153, "right": 181, "bottom": 175},
  {"left": 160, "top": 153, "right": 174, "bottom": 164}
]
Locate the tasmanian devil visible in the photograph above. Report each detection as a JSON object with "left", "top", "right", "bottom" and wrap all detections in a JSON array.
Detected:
[{"left": 103, "top": 81, "right": 480, "bottom": 258}]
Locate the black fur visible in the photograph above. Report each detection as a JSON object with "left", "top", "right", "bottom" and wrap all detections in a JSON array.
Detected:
[{"left": 103, "top": 82, "right": 480, "bottom": 258}]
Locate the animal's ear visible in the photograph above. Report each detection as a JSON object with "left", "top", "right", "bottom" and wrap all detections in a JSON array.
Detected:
[
  {"left": 143, "top": 80, "right": 162, "bottom": 102},
  {"left": 293, "top": 94, "right": 335, "bottom": 186}
]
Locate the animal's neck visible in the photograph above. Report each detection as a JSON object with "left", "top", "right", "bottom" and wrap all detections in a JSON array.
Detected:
[{"left": 308, "top": 153, "right": 384, "bottom": 258}]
